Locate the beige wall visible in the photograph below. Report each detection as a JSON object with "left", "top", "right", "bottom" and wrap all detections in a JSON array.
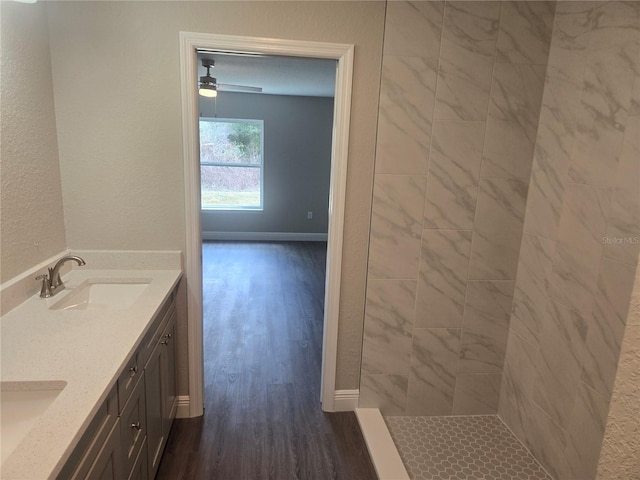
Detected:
[
  {"left": 359, "top": 1, "right": 554, "bottom": 416},
  {"left": 0, "top": 2, "right": 67, "bottom": 284},
  {"left": 597, "top": 259, "right": 640, "bottom": 479},
  {"left": 41, "top": 1, "right": 385, "bottom": 390}
]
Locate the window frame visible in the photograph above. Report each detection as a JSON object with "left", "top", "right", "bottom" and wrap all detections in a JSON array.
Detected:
[{"left": 199, "top": 117, "right": 265, "bottom": 211}]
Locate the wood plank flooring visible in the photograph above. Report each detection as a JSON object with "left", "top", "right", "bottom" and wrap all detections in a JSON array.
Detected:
[{"left": 156, "top": 241, "right": 376, "bottom": 480}]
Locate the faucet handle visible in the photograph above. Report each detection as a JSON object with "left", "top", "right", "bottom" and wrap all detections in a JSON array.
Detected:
[{"left": 36, "top": 274, "right": 52, "bottom": 298}]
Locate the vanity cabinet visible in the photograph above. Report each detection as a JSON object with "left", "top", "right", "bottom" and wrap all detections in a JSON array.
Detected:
[
  {"left": 58, "top": 289, "right": 178, "bottom": 480},
  {"left": 145, "top": 306, "right": 177, "bottom": 479},
  {"left": 85, "top": 419, "right": 123, "bottom": 480}
]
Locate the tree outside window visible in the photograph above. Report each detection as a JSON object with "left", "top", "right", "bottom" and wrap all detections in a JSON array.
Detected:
[{"left": 200, "top": 118, "right": 264, "bottom": 209}]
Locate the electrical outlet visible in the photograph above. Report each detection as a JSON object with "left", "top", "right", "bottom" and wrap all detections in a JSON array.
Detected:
[{"left": 307, "top": 211, "right": 313, "bottom": 220}]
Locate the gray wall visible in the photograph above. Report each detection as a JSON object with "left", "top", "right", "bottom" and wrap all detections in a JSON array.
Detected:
[{"left": 199, "top": 92, "right": 333, "bottom": 237}]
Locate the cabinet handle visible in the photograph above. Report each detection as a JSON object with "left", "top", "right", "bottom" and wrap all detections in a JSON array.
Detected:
[
  {"left": 166, "top": 333, "right": 172, "bottom": 339},
  {"left": 130, "top": 422, "right": 142, "bottom": 431},
  {"left": 161, "top": 340, "right": 169, "bottom": 346},
  {"left": 129, "top": 365, "right": 138, "bottom": 376}
]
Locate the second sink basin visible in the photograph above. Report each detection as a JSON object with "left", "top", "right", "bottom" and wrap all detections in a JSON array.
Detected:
[
  {"left": 50, "top": 278, "right": 151, "bottom": 311},
  {"left": 1, "top": 381, "right": 67, "bottom": 464}
]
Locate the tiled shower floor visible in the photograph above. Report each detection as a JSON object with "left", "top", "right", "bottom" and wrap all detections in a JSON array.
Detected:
[{"left": 385, "top": 415, "right": 552, "bottom": 480}]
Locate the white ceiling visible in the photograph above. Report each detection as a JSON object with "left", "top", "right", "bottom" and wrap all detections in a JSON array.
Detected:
[{"left": 197, "top": 51, "right": 337, "bottom": 98}]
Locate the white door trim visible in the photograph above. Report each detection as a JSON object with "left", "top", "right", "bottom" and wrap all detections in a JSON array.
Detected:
[{"left": 179, "top": 32, "right": 354, "bottom": 415}]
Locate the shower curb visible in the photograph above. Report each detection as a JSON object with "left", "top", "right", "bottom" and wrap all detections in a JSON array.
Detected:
[{"left": 355, "top": 408, "right": 410, "bottom": 480}]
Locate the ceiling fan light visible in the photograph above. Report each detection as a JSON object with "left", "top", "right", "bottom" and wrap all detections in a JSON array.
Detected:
[{"left": 199, "top": 83, "right": 218, "bottom": 97}]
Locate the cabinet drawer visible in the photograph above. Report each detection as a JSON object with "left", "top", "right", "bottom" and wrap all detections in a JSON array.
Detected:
[
  {"left": 138, "top": 294, "right": 175, "bottom": 367},
  {"left": 118, "top": 351, "right": 142, "bottom": 412},
  {"left": 120, "top": 374, "right": 146, "bottom": 477}
]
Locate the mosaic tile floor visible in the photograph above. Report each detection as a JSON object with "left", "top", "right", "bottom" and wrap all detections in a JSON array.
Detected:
[{"left": 385, "top": 415, "right": 552, "bottom": 480}]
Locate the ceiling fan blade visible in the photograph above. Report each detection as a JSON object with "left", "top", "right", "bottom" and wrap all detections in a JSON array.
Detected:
[{"left": 217, "top": 83, "right": 263, "bottom": 93}]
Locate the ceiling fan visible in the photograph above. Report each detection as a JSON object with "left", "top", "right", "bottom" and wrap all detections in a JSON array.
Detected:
[{"left": 198, "top": 58, "right": 263, "bottom": 97}]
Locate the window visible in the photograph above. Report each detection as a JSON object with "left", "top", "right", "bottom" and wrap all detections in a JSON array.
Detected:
[{"left": 199, "top": 118, "right": 264, "bottom": 210}]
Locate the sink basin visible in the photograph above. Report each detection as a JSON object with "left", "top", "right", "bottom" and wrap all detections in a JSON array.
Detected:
[
  {"left": 50, "top": 278, "right": 151, "bottom": 311},
  {"left": 1, "top": 381, "right": 66, "bottom": 464}
]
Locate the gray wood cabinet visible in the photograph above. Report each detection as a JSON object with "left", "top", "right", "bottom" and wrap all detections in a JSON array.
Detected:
[
  {"left": 85, "top": 419, "right": 123, "bottom": 480},
  {"left": 58, "top": 289, "right": 178, "bottom": 480},
  {"left": 145, "top": 306, "right": 177, "bottom": 479}
]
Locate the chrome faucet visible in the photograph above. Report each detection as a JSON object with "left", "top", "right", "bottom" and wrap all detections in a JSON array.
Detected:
[{"left": 36, "top": 255, "right": 86, "bottom": 298}]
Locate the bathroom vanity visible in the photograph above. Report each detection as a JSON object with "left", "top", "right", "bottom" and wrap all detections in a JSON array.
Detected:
[{"left": 0, "top": 266, "right": 182, "bottom": 480}]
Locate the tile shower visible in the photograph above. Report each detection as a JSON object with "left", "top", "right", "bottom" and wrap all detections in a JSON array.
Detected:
[{"left": 359, "top": 1, "right": 639, "bottom": 479}]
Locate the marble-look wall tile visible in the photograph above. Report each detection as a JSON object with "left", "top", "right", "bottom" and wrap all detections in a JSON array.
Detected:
[
  {"left": 501, "top": 329, "right": 539, "bottom": 403},
  {"left": 368, "top": 175, "right": 427, "bottom": 279},
  {"left": 458, "top": 280, "right": 513, "bottom": 373},
  {"left": 434, "top": 1, "right": 501, "bottom": 121},
  {"left": 501, "top": 350, "right": 570, "bottom": 480},
  {"left": 500, "top": 4, "right": 639, "bottom": 478},
  {"left": 362, "top": 280, "right": 416, "bottom": 375},
  {"left": 523, "top": 400, "right": 570, "bottom": 480},
  {"left": 510, "top": 234, "right": 555, "bottom": 344},
  {"left": 359, "top": 374, "right": 408, "bottom": 416},
  {"left": 452, "top": 373, "right": 502, "bottom": 415},
  {"left": 549, "top": 184, "right": 611, "bottom": 315},
  {"left": 481, "top": 63, "right": 547, "bottom": 179},
  {"left": 406, "top": 328, "right": 461, "bottom": 415},
  {"left": 383, "top": 1, "right": 444, "bottom": 59},
  {"left": 630, "top": 75, "right": 640, "bottom": 116},
  {"left": 604, "top": 114, "right": 640, "bottom": 265},
  {"left": 496, "top": 1, "right": 555, "bottom": 64},
  {"left": 423, "top": 121, "right": 485, "bottom": 230},
  {"left": 522, "top": 72, "right": 581, "bottom": 240},
  {"left": 568, "top": 41, "right": 639, "bottom": 186},
  {"left": 588, "top": 1, "right": 640, "bottom": 51},
  {"left": 468, "top": 178, "right": 528, "bottom": 280},
  {"left": 533, "top": 300, "right": 588, "bottom": 429},
  {"left": 548, "top": 1, "right": 592, "bottom": 58},
  {"left": 415, "top": 229, "right": 472, "bottom": 328},
  {"left": 581, "top": 259, "right": 637, "bottom": 398},
  {"left": 563, "top": 382, "right": 610, "bottom": 480},
  {"left": 375, "top": 56, "right": 437, "bottom": 174}
]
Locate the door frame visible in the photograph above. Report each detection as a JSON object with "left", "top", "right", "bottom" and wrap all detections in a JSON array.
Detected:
[{"left": 179, "top": 32, "right": 354, "bottom": 416}]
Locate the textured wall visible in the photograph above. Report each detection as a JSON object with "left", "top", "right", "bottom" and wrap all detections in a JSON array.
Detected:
[
  {"left": 359, "top": 1, "right": 554, "bottom": 416},
  {"left": 199, "top": 92, "right": 333, "bottom": 236},
  {"left": 43, "top": 1, "right": 385, "bottom": 391},
  {"left": 499, "top": 2, "right": 640, "bottom": 479},
  {"left": 0, "top": 2, "right": 67, "bottom": 284},
  {"left": 597, "top": 262, "right": 640, "bottom": 479}
]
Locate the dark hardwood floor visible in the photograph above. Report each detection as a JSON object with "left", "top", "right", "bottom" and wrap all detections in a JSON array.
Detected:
[{"left": 156, "top": 241, "right": 376, "bottom": 480}]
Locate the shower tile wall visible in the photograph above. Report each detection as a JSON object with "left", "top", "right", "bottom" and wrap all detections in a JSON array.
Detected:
[
  {"left": 499, "top": 2, "right": 640, "bottom": 479},
  {"left": 360, "top": 1, "right": 555, "bottom": 416}
]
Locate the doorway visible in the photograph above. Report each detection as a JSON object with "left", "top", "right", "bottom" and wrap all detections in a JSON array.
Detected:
[{"left": 179, "top": 33, "right": 355, "bottom": 416}]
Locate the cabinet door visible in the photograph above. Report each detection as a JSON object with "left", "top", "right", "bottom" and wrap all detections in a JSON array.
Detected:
[
  {"left": 128, "top": 438, "right": 149, "bottom": 480},
  {"left": 161, "top": 310, "right": 177, "bottom": 435},
  {"left": 86, "top": 419, "right": 123, "bottom": 480},
  {"left": 120, "top": 375, "right": 146, "bottom": 477},
  {"left": 145, "top": 344, "right": 165, "bottom": 479}
]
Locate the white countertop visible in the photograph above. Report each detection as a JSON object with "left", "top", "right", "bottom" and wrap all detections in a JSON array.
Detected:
[{"left": 0, "top": 268, "right": 182, "bottom": 479}]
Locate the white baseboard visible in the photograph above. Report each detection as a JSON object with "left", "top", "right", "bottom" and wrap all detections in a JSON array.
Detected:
[
  {"left": 355, "top": 408, "right": 410, "bottom": 480},
  {"left": 175, "top": 395, "right": 192, "bottom": 418},
  {"left": 177, "top": 391, "right": 355, "bottom": 418},
  {"left": 202, "top": 231, "right": 328, "bottom": 242},
  {"left": 334, "top": 389, "right": 359, "bottom": 411}
]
